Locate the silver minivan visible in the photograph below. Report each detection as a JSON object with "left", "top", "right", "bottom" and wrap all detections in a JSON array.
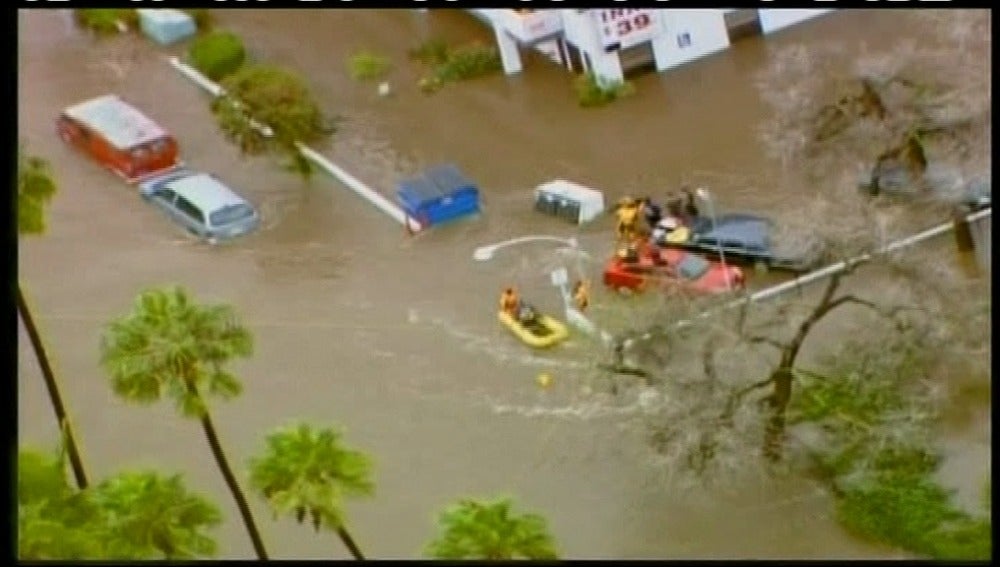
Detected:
[{"left": 139, "top": 169, "right": 260, "bottom": 243}]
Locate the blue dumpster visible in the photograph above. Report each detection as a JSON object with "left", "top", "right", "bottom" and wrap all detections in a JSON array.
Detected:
[{"left": 397, "top": 164, "right": 481, "bottom": 228}]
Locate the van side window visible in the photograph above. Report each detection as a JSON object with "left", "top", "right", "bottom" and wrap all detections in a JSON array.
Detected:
[
  {"left": 154, "top": 188, "right": 176, "bottom": 203},
  {"left": 175, "top": 197, "right": 205, "bottom": 223}
]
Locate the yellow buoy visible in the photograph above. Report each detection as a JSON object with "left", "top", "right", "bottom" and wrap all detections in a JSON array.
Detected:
[{"left": 536, "top": 372, "right": 553, "bottom": 389}]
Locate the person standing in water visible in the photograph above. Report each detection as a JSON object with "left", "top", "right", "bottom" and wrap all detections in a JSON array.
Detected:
[
  {"left": 615, "top": 197, "right": 640, "bottom": 243},
  {"left": 639, "top": 197, "right": 662, "bottom": 234},
  {"left": 500, "top": 287, "right": 519, "bottom": 316},
  {"left": 572, "top": 280, "right": 590, "bottom": 312},
  {"left": 682, "top": 187, "right": 700, "bottom": 223},
  {"left": 665, "top": 191, "right": 684, "bottom": 219}
]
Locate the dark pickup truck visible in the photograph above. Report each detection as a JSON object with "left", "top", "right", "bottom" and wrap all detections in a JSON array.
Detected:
[{"left": 654, "top": 213, "right": 825, "bottom": 273}]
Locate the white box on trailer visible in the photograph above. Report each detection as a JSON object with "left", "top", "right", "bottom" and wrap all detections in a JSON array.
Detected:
[{"left": 534, "top": 179, "right": 606, "bottom": 225}]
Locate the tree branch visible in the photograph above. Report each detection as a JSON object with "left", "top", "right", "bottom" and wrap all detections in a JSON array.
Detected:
[
  {"left": 827, "top": 295, "right": 923, "bottom": 333},
  {"left": 746, "top": 335, "right": 786, "bottom": 352},
  {"left": 735, "top": 296, "right": 752, "bottom": 335},
  {"left": 718, "top": 375, "right": 777, "bottom": 427},
  {"left": 702, "top": 335, "right": 719, "bottom": 383},
  {"left": 734, "top": 376, "right": 778, "bottom": 402}
]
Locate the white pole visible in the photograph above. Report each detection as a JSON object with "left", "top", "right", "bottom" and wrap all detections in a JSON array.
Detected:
[
  {"left": 667, "top": 207, "right": 993, "bottom": 332},
  {"left": 295, "top": 144, "right": 422, "bottom": 233},
  {"left": 166, "top": 56, "right": 422, "bottom": 234},
  {"left": 696, "top": 187, "right": 731, "bottom": 290},
  {"left": 709, "top": 196, "right": 732, "bottom": 290}
]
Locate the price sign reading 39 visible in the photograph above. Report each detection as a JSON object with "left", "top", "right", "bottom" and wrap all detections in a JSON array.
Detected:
[{"left": 594, "top": 9, "right": 660, "bottom": 51}]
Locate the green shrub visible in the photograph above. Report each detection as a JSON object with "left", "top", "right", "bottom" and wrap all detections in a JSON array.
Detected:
[
  {"left": 411, "top": 40, "right": 501, "bottom": 93},
  {"left": 837, "top": 467, "right": 990, "bottom": 560},
  {"left": 408, "top": 38, "right": 449, "bottom": 65},
  {"left": 573, "top": 72, "right": 635, "bottom": 108},
  {"left": 214, "top": 64, "right": 332, "bottom": 157},
  {"left": 347, "top": 51, "right": 392, "bottom": 81},
  {"left": 188, "top": 31, "right": 247, "bottom": 82},
  {"left": 74, "top": 9, "right": 138, "bottom": 36},
  {"left": 433, "top": 43, "right": 502, "bottom": 82},
  {"left": 182, "top": 9, "right": 213, "bottom": 32},
  {"left": 791, "top": 337, "right": 990, "bottom": 560}
]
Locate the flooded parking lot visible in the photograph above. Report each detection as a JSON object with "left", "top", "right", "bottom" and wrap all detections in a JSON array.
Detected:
[{"left": 18, "top": 9, "right": 987, "bottom": 558}]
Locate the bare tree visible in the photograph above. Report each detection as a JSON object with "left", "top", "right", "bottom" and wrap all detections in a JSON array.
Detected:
[
  {"left": 599, "top": 243, "right": 987, "bottom": 492},
  {"left": 584, "top": 13, "right": 991, "bottom": 490},
  {"left": 756, "top": 10, "right": 990, "bottom": 205}
]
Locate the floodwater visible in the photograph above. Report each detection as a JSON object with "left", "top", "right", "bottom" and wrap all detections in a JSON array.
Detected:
[{"left": 17, "top": 9, "right": 988, "bottom": 559}]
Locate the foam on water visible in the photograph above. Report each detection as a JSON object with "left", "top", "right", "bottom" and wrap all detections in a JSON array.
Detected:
[
  {"left": 486, "top": 398, "right": 646, "bottom": 420},
  {"left": 424, "top": 313, "right": 592, "bottom": 370}
]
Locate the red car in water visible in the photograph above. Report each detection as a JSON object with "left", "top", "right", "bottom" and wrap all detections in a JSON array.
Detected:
[{"left": 603, "top": 246, "right": 745, "bottom": 295}]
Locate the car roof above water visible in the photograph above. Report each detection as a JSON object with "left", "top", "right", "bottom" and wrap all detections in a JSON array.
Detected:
[
  {"left": 697, "top": 214, "right": 771, "bottom": 248},
  {"left": 166, "top": 173, "right": 249, "bottom": 212},
  {"left": 63, "top": 94, "right": 170, "bottom": 151}
]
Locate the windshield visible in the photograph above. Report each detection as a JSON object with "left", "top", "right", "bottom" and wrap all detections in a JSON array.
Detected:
[
  {"left": 209, "top": 204, "right": 254, "bottom": 227},
  {"left": 676, "top": 254, "right": 710, "bottom": 280}
]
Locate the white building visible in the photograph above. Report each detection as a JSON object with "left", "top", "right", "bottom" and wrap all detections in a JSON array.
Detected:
[{"left": 467, "top": 9, "right": 833, "bottom": 86}]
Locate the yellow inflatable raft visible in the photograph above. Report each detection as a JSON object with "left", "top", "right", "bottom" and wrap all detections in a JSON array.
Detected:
[{"left": 497, "top": 310, "right": 569, "bottom": 349}]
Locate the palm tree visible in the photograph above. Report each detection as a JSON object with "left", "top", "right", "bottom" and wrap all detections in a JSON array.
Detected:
[
  {"left": 248, "top": 422, "right": 374, "bottom": 559},
  {"left": 17, "top": 147, "right": 89, "bottom": 490},
  {"left": 18, "top": 447, "right": 104, "bottom": 559},
  {"left": 99, "top": 286, "right": 269, "bottom": 559},
  {"left": 91, "top": 471, "right": 222, "bottom": 559},
  {"left": 425, "top": 497, "right": 559, "bottom": 560},
  {"left": 18, "top": 446, "right": 222, "bottom": 560}
]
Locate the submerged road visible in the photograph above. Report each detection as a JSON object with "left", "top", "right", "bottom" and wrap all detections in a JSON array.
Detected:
[{"left": 18, "top": 9, "right": 988, "bottom": 559}]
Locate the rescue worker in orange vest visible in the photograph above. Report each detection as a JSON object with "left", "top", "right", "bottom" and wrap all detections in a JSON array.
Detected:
[
  {"left": 572, "top": 279, "right": 590, "bottom": 312},
  {"left": 616, "top": 197, "right": 640, "bottom": 243},
  {"left": 500, "top": 287, "right": 520, "bottom": 316}
]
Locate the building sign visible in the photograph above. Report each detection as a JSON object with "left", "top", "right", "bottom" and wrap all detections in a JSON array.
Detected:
[
  {"left": 500, "top": 9, "right": 564, "bottom": 44},
  {"left": 593, "top": 9, "right": 661, "bottom": 51}
]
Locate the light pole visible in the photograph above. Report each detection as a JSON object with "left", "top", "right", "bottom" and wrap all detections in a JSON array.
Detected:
[
  {"left": 695, "top": 187, "right": 732, "bottom": 291},
  {"left": 472, "top": 235, "right": 608, "bottom": 342}
]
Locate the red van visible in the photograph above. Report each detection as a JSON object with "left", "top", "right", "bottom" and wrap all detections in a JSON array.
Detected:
[{"left": 56, "top": 95, "right": 180, "bottom": 184}]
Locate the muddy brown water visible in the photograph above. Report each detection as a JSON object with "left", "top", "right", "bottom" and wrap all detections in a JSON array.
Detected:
[{"left": 18, "top": 9, "right": 987, "bottom": 559}]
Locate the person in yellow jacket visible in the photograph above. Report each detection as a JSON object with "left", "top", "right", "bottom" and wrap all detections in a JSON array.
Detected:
[
  {"left": 572, "top": 279, "right": 590, "bottom": 311},
  {"left": 615, "top": 197, "right": 640, "bottom": 243}
]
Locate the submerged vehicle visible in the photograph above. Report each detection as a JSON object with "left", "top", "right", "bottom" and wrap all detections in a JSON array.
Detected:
[
  {"left": 57, "top": 94, "right": 180, "bottom": 184},
  {"left": 497, "top": 304, "right": 569, "bottom": 349},
  {"left": 654, "top": 214, "right": 824, "bottom": 273},
  {"left": 138, "top": 169, "right": 260, "bottom": 243},
  {"left": 603, "top": 246, "right": 744, "bottom": 295}
]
